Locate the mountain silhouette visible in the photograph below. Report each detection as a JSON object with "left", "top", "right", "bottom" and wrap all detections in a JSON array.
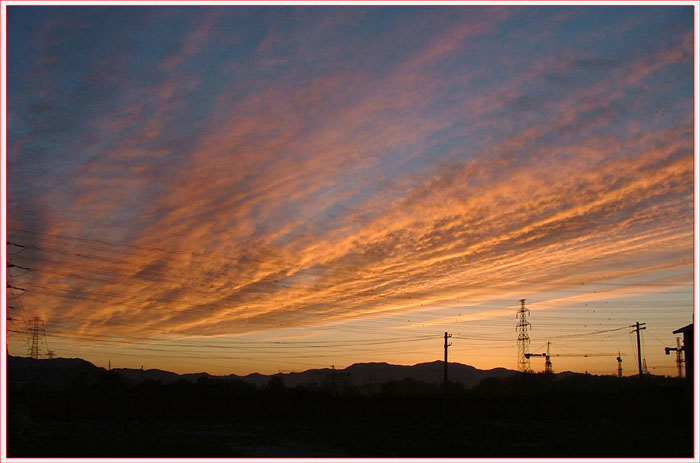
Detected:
[
  {"left": 7, "top": 355, "right": 105, "bottom": 391},
  {"left": 6, "top": 355, "right": 515, "bottom": 391}
]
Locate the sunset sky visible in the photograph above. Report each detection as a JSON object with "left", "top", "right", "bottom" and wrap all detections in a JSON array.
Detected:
[{"left": 3, "top": 5, "right": 697, "bottom": 376}]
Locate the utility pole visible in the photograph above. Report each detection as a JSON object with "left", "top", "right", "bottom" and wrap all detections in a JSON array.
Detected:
[
  {"left": 631, "top": 322, "right": 646, "bottom": 377},
  {"left": 443, "top": 331, "right": 452, "bottom": 419},
  {"left": 444, "top": 332, "right": 452, "bottom": 386},
  {"left": 516, "top": 299, "right": 531, "bottom": 372}
]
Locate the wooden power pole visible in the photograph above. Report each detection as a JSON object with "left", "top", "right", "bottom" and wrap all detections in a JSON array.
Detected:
[
  {"left": 631, "top": 322, "right": 646, "bottom": 376},
  {"left": 443, "top": 331, "right": 452, "bottom": 419}
]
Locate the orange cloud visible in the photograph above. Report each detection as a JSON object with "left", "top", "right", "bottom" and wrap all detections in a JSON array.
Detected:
[{"left": 6, "top": 9, "right": 693, "bottom": 374}]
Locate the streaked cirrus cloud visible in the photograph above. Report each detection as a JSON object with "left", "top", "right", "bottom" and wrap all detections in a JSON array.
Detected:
[{"left": 5, "top": 6, "right": 694, "bottom": 373}]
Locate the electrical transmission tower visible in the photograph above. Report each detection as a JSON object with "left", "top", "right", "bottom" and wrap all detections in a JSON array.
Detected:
[
  {"left": 516, "top": 299, "right": 531, "bottom": 373},
  {"left": 27, "top": 317, "right": 47, "bottom": 359}
]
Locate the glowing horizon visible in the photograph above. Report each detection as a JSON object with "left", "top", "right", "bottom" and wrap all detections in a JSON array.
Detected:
[{"left": 3, "top": 5, "right": 696, "bottom": 377}]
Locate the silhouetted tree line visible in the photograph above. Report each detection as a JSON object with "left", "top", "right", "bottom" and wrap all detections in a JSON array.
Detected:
[
  {"left": 9, "top": 368, "right": 691, "bottom": 421},
  {"left": 7, "top": 369, "right": 693, "bottom": 458}
]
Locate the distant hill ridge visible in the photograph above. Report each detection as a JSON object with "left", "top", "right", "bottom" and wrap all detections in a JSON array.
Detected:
[{"left": 6, "top": 355, "right": 516, "bottom": 391}]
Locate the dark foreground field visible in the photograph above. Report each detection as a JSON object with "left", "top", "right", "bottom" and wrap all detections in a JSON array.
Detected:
[{"left": 7, "top": 370, "right": 694, "bottom": 457}]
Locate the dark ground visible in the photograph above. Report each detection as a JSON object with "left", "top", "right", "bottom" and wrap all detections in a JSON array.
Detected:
[{"left": 6, "top": 369, "right": 694, "bottom": 457}]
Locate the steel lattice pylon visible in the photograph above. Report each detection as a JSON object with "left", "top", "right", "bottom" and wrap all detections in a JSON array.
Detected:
[
  {"left": 27, "top": 317, "right": 46, "bottom": 359},
  {"left": 516, "top": 299, "right": 531, "bottom": 373}
]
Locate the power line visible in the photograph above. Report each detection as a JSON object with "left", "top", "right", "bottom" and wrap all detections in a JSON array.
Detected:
[{"left": 547, "top": 326, "right": 629, "bottom": 339}]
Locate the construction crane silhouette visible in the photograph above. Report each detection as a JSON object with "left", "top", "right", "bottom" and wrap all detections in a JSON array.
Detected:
[
  {"left": 664, "top": 337, "right": 684, "bottom": 378},
  {"left": 525, "top": 342, "right": 622, "bottom": 374},
  {"left": 616, "top": 351, "right": 623, "bottom": 377},
  {"left": 526, "top": 342, "right": 553, "bottom": 373}
]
